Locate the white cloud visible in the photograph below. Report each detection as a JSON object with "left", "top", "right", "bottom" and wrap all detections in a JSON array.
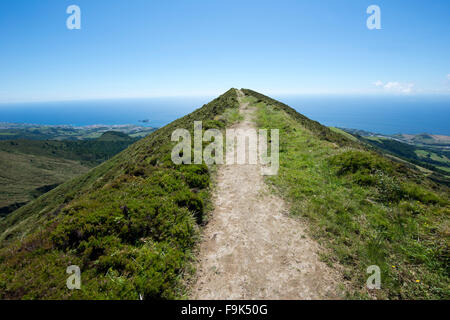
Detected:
[
  {"left": 447, "top": 74, "right": 450, "bottom": 80},
  {"left": 373, "top": 81, "right": 415, "bottom": 93},
  {"left": 373, "top": 80, "right": 384, "bottom": 87}
]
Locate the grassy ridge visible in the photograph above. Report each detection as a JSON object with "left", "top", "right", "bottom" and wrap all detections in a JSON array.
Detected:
[
  {"left": 241, "top": 89, "right": 361, "bottom": 148},
  {"left": 247, "top": 91, "right": 449, "bottom": 299},
  {"left": 0, "top": 89, "right": 239, "bottom": 299}
]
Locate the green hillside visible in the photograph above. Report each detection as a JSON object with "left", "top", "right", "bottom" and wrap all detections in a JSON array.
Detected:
[
  {"left": 360, "top": 136, "right": 450, "bottom": 185},
  {"left": 0, "top": 89, "right": 240, "bottom": 299},
  {"left": 0, "top": 124, "right": 156, "bottom": 141},
  {"left": 0, "top": 88, "right": 448, "bottom": 300},
  {"left": 0, "top": 132, "right": 140, "bottom": 217},
  {"left": 242, "top": 89, "right": 449, "bottom": 299},
  {"left": 96, "top": 131, "right": 134, "bottom": 142},
  {"left": 340, "top": 129, "right": 450, "bottom": 178},
  {"left": 0, "top": 132, "right": 139, "bottom": 166},
  {"left": 0, "top": 151, "right": 90, "bottom": 216}
]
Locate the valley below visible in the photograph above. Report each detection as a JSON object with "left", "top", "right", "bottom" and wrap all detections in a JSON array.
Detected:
[{"left": 0, "top": 130, "right": 152, "bottom": 217}]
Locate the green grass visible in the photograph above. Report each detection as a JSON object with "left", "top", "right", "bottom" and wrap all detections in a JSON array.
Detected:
[
  {"left": 0, "top": 150, "right": 91, "bottom": 215},
  {"left": 415, "top": 149, "right": 449, "bottom": 163},
  {"left": 222, "top": 107, "right": 244, "bottom": 124},
  {"left": 329, "top": 127, "right": 359, "bottom": 142},
  {"left": 0, "top": 133, "right": 139, "bottom": 167},
  {"left": 437, "top": 166, "right": 450, "bottom": 173},
  {"left": 0, "top": 132, "right": 140, "bottom": 216},
  {"left": 242, "top": 89, "right": 361, "bottom": 149},
  {"left": 250, "top": 92, "right": 449, "bottom": 299},
  {"left": 354, "top": 136, "right": 450, "bottom": 185},
  {"left": 0, "top": 89, "right": 240, "bottom": 299},
  {"left": 1, "top": 88, "right": 448, "bottom": 300}
]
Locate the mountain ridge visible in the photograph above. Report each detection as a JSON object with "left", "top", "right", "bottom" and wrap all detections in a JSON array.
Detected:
[
  {"left": 0, "top": 88, "right": 448, "bottom": 300},
  {"left": 0, "top": 88, "right": 240, "bottom": 299}
]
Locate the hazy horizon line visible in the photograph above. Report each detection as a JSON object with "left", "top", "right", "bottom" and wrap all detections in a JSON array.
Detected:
[{"left": 2, "top": 91, "right": 450, "bottom": 105}]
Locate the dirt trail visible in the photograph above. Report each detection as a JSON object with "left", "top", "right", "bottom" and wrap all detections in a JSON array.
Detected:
[{"left": 191, "top": 90, "right": 342, "bottom": 299}]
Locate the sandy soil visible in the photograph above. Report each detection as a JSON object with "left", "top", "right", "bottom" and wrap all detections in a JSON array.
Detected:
[{"left": 191, "top": 90, "right": 343, "bottom": 299}]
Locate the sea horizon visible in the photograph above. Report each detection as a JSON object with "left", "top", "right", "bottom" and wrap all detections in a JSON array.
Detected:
[{"left": 0, "top": 94, "right": 449, "bottom": 135}]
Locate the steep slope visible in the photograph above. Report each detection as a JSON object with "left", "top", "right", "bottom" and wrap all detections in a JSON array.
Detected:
[
  {"left": 1, "top": 88, "right": 448, "bottom": 300},
  {"left": 356, "top": 136, "right": 450, "bottom": 185},
  {"left": 0, "top": 133, "right": 139, "bottom": 216},
  {"left": 0, "top": 89, "right": 239, "bottom": 299},
  {"left": 0, "top": 133, "right": 139, "bottom": 167},
  {"left": 0, "top": 150, "right": 90, "bottom": 217},
  {"left": 241, "top": 89, "right": 449, "bottom": 299}
]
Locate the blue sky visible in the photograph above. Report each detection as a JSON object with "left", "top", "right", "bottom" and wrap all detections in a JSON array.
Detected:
[{"left": 0, "top": 0, "right": 449, "bottom": 102}]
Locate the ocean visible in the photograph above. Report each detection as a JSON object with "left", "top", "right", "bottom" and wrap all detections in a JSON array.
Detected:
[
  {"left": 0, "top": 97, "right": 214, "bottom": 128},
  {"left": 275, "top": 94, "right": 450, "bottom": 135},
  {"left": 0, "top": 95, "right": 449, "bottom": 135}
]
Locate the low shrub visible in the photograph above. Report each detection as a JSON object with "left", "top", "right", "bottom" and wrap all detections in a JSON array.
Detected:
[
  {"left": 375, "top": 171, "right": 404, "bottom": 203},
  {"left": 330, "top": 150, "right": 393, "bottom": 176},
  {"left": 401, "top": 183, "right": 443, "bottom": 205},
  {"left": 175, "top": 190, "right": 205, "bottom": 223}
]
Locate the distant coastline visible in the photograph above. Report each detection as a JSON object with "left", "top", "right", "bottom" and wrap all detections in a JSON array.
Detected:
[
  {"left": 0, "top": 95, "right": 449, "bottom": 135},
  {"left": 0, "top": 122, "right": 155, "bottom": 130},
  {"left": 0, "top": 122, "right": 157, "bottom": 141},
  {"left": 276, "top": 94, "right": 450, "bottom": 136}
]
